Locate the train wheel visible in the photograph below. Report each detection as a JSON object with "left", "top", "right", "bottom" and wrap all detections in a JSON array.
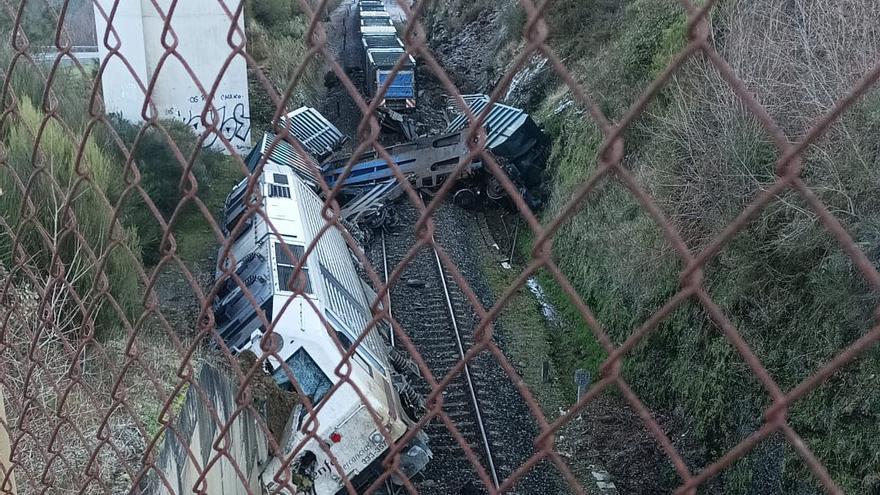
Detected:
[
  {"left": 486, "top": 176, "right": 507, "bottom": 201},
  {"left": 452, "top": 188, "right": 478, "bottom": 209}
]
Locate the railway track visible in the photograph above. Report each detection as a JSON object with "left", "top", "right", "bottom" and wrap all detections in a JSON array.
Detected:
[
  {"left": 381, "top": 226, "right": 501, "bottom": 490},
  {"left": 375, "top": 201, "right": 560, "bottom": 494}
]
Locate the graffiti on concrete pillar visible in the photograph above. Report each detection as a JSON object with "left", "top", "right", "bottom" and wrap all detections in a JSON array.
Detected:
[{"left": 164, "top": 98, "right": 251, "bottom": 153}]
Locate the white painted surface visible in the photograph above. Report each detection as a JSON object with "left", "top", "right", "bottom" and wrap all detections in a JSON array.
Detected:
[
  {"left": 155, "top": 365, "right": 269, "bottom": 494},
  {"left": 94, "top": 0, "right": 150, "bottom": 122},
  {"left": 94, "top": 0, "right": 251, "bottom": 154}
]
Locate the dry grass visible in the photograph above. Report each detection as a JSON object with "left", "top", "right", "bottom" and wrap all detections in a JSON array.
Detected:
[
  {"left": 530, "top": 0, "right": 880, "bottom": 492},
  {"left": 0, "top": 266, "right": 205, "bottom": 494}
]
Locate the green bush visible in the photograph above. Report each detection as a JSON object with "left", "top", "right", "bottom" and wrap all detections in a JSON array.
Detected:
[
  {"left": 0, "top": 98, "right": 142, "bottom": 328},
  {"left": 247, "top": 0, "right": 301, "bottom": 33},
  {"left": 529, "top": 1, "right": 880, "bottom": 492},
  {"left": 244, "top": 0, "right": 321, "bottom": 133},
  {"left": 99, "top": 115, "right": 228, "bottom": 265}
]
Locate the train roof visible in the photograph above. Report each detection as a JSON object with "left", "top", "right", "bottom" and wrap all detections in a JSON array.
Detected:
[
  {"left": 445, "top": 94, "right": 531, "bottom": 150},
  {"left": 367, "top": 48, "right": 415, "bottom": 68},
  {"left": 361, "top": 17, "right": 393, "bottom": 26},
  {"left": 358, "top": 10, "right": 391, "bottom": 18},
  {"left": 360, "top": 25, "right": 398, "bottom": 35},
  {"left": 358, "top": 3, "right": 386, "bottom": 12}
]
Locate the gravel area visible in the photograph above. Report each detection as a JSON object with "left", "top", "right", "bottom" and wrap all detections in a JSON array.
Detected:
[{"left": 369, "top": 201, "right": 564, "bottom": 494}]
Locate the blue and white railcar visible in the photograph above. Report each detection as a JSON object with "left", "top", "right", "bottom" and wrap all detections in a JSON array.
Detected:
[{"left": 215, "top": 156, "right": 430, "bottom": 494}]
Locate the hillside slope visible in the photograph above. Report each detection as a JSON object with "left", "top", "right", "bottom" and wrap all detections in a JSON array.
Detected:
[{"left": 429, "top": 1, "right": 880, "bottom": 493}]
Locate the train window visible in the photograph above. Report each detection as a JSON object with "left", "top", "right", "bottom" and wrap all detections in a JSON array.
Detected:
[
  {"left": 275, "top": 243, "right": 313, "bottom": 294},
  {"left": 274, "top": 348, "right": 333, "bottom": 405},
  {"left": 336, "top": 330, "right": 353, "bottom": 350},
  {"left": 338, "top": 331, "right": 375, "bottom": 378},
  {"left": 269, "top": 184, "right": 291, "bottom": 198}
]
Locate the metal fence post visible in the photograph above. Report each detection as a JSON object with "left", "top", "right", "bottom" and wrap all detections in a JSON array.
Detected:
[{"left": 0, "top": 389, "right": 17, "bottom": 495}]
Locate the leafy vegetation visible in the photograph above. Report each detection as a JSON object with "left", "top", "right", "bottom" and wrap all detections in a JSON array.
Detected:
[
  {"left": 244, "top": 0, "right": 327, "bottom": 137},
  {"left": 0, "top": 96, "right": 142, "bottom": 328},
  {"left": 98, "top": 115, "right": 236, "bottom": 266},
  {"left": 437, "top": 0, "right": 880, "bottom": 492},
  {"left": 523, "top": 0, "right": 880, "bottom": 492}
]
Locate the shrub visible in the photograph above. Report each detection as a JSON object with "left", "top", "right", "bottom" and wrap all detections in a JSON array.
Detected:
[
  {"left": 99, "top": 115, "right": 228, "bottom": 265},
  {"left": 535, "top": 1, "right": 880, "bottom": 492},
  {"left": 244, "top": 0, "right": 322, "bottom": 132},
  {"left": 0, "top": 97, "right": 142, "bottom": 328}
]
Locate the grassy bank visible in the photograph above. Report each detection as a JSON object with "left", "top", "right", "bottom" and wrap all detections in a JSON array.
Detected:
[
  {"left": 245, "top": 0, "right": 332, "bottom": 139},
  {"left": 428, "top": 0, "right": 880, "bottom": 492},
  {"left": 529, "top": 1, "right": 880, "bottom": 493}
]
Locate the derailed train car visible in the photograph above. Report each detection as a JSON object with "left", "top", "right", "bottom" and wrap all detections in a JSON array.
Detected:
[
  {"left": 321, "top": 94, "right": 551, "bottom": 218},
  {"left": 217, "top": 130, "right": 431, "bottom": 493},
  {"left": 445, "top": 94, "right": 551, "bottom": 195},
  {"left": 213, "top": 97, "right": 549, "bottom": 490}
]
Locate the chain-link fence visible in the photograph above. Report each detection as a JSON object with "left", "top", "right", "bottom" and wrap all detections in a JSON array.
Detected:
[{"left": 1, "top": 0, "right": 878, "bottom": 494}]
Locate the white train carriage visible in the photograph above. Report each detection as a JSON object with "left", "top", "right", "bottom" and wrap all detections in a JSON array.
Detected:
[{"left": 214, "top": 159, "right": 430, "bottom": 494}]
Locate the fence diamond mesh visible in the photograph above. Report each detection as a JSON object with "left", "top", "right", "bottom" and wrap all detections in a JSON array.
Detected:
[{"left": 0, "top": 0, "right": 878, "bottom": 494}]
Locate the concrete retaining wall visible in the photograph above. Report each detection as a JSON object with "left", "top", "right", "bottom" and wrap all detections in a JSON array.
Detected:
[{"left": 153, "top": 365, "right": 269, "bottom": 494}]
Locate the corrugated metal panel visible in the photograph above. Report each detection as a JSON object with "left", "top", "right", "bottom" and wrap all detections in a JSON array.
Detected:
[
  {"left": 362, "top": 34, "right": 402, "bottom": 49},
  {"left": 280, "top": 107, "right": 346, "bottom": 158},
  {"left": 361, "top": 17, "right": 393, "bottom": 26},
  {"left": 360, "top": 25, "right": 398, "bottom": 35},
  {"left": 293, "top": 179, "right": 389, "bottom": 370},
  {"left": 257, "top": 133, "right": 321, "bottom": 184},
  {"left": 367, "top": 48, "right": 415, "bottom": 68},
  {"left": 378, "top": 71, "right": 414, "bottom": 99},
  {"left": 358, "top": 11, "right": 390, "bottom": 18},
  {"left": 445, "top": 94, "right": 529, "bottom": 150}
]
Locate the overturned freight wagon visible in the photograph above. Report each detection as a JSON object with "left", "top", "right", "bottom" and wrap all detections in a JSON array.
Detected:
[{"left": 446, "top": 94, "right": 550, "bottom": 192}]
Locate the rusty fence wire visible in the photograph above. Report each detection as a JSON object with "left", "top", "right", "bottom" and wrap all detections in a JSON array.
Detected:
[{"left": 0, "top": 0, "right": 879, "bottom": 494}]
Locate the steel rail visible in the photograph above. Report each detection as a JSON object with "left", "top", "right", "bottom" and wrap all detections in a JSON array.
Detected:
[
  {"left": 430, "top": 235, "right": 500, "bottom": 489},
  {"left": 381, "top": 229, "right": 394, "bottom": 347}
]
